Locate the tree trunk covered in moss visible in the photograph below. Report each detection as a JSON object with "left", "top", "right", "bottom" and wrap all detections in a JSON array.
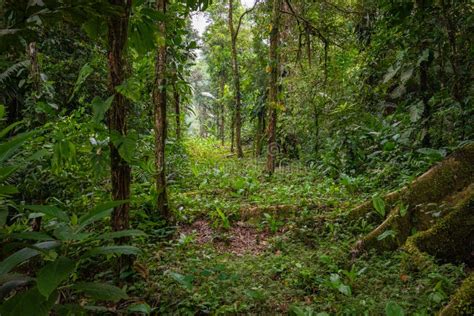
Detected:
[
  {"left": 107, "top": 0, "right": 132, "bottom": 233},
  {"left": 153, "top": 0, "right": 170, "bottom": 220},
  {"left": 219, "top": 74, "right": 225, "bottom": 146},
  {"left": 228, "top": 0, "right": 243, "bottom": 158},
  {"left": 266, "top": 0, "right": 282, "bottom": 174}
]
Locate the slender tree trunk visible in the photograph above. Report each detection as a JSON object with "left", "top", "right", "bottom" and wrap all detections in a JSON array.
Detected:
[
  {"left": 107, "top": 0, "right": 132, "bottom": 232},
  {"left": 153, "top": 0, "right": 170, "bottom": 220},
  {"left": 255, "top": 107, "right": 265, "bottom": 157},
  {"left": 173, "top": 82, "right": 181, "bottom": 140},
  {"left": 228, "top": 0, "right": 243, "bottom": 158},
  {"left": 230, "top": 108, "right": 235, "bottom": 153},
  {"left": 219, "top": 75, "right": 225, "bottom": 146},
  {"left": 416, "top": 0, "right": 431, "bottom": 147},
  {"left": 266, "top": 0, "right": 282, "bottom": 174}
]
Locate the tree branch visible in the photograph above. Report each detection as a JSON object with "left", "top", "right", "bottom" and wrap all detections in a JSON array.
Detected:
[{"left": 234, "top": 0, "right": 260, "bottom": 40}]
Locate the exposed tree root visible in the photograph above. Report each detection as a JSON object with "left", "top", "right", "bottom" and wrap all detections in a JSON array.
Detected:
[
  {"left": 438, "top": 273, "right": 474, "bottom": 316},
  {"left": 351, "top": 144, "right": 474, "bottom": 254},
  {"left": 350, "top": 144, "right": 474, "bottom": 314}
]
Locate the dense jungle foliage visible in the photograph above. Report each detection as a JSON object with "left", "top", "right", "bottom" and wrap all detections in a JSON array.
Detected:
[{"left": 0, "top": 0, "right": 473, "bottom": 315}]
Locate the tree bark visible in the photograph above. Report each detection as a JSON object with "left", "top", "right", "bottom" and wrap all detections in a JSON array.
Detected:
[
  {"left": 107, "top": 0, "right": 132, "bottom": 233},
  {"left": 228, "top": 0, "right": 243, "bottom": 158},
  {"left": 153, "top": 0, "right": 170, "bottom": 220},
  {"left": 266, "top": 0, "right": 282, "bottom": 174},
  {"left": 219, "top": 74, "right": 225, "bottom": 146}
]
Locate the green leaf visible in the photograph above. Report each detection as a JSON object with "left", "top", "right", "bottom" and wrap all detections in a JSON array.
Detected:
[
  {"left": 97, "top": 229, "right": 146, "bottom": 240},
  {"left": 0, "top": 273, "right": 33, "bottom": 300},
  {"left": 23, "top": 205, "right": 68, "bottom": 222},
  {"left": 399, "top": 203, "right": 408, "bottom": 217},
  {"left": 385, "top": 301, "right": 405, "bottom": 316},
  {"left": 71, "top": 282, "right": 128, "bottom": 301},
  {"left": 372, "top": 195, "right": 385, "bottom": 217},
  {"left": 91, "top": 96, "right": 113, "bottom": 124},
  {"left": 0, "top": 241, "right": 60, "bottom": 276},
  {"left": 0, "top": 287, "right": 56, "bottom": 316},
  {"left": 409, "top": 101, "right": 424, "bottom": 123},
  {"left": 85, "top": 245, "right": 142, "bottom": 257},
  {"left": 0, "top": 185, "right": 19, "bottom": 195},
  {"left": 128, "top": 303, "right": 152, "bottom": 314},
  {"left": 0, "top": 130, "right": 35, "bottom": 164},
  {"left": 37, "top": 256, "right": 75, "bottom": 298},
  {"left": 0, "top": 120, "right": 23, "bottom": 139},
  {"left": 337, "top": 283, "right": 352, "bottom": 296},
  {"left": 377, "top": 230, "right": 396, "bottom": 241},
  {"left": 53, "top": 225, "right": 91, "bottom": 241},
  {"left": 10, "top": 232, "right": 53, "bottom": 241},
  {"left": 168, "top": 271, "right": 194, "bottom": 290},
  {"left": 383, "top": 64, "right": 400, "bottom": 83},
  {"left": 68, "top": 63, "right": 94, "bottom": 102},
  {"left": 77, "top": 200, "right": 127, "bottom": 231}
]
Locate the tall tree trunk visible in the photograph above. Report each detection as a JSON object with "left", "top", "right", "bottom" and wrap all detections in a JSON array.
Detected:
[
  {"left": 219, "top": 74, "right": 225, "bottom": 146},
  {"left": 228, "top": 0, "right": 243, "bottom": 158},
  {"left": 153, "top": 0, "right": 170, "bottom": 220},
  {"left": 255, "top": 102, "right": 265, "bottom": 157},
  {"left": 230, "top": 108, "right": 235, "bottom": 153},
  {"left": 416, "top": 0, "right": 431, "bottom": 148},
  {"left": 266, "top": 0, "right": 282, "bottom": 174},
  {"left": 107, "top": 0, "right": 132, "bottom": 233}
]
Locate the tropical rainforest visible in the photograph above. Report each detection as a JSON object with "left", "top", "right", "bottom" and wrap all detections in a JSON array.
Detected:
[{"left": 0, "top": 0, "right": 473, "bottom": 315}]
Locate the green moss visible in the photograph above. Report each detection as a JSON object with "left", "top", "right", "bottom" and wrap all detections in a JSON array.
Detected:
[{"left": 439, "top": 273, "right": 474, "bottom": 316}]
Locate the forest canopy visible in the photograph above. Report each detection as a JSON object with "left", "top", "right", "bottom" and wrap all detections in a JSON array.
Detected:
[{"left": 0, "top": 0, "right": 473, "bottom": 315}]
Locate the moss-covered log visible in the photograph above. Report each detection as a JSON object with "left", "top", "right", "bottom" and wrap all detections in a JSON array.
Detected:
[
  {"left": 350, "top": 144, "right": 474, "bottom": 315},
  {"left": 438, "top": 273, "right": 474, "bottom": 316},
  {"left": 351, "top": 144, "right": 474, "bottom": 254}
]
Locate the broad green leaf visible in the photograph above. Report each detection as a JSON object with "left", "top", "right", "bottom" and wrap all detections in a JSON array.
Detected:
[
  {"left": 0, "top": 185, "right": 19, "bottom": 195},
  {"left": 168, "top": 271, "right": 194, "bottom": 290},
  {"left": 409, "top": 101, "right": 424, "bottom": 123},
  {"left": 71, "top": 282, "right": 128, "bottom": 301},
  {"left": 385, "top": 301, "right": 404, "bottom": 316},
  {"left": 128, "top": 303, "right": 152, "bottom": 314},
  {"left": 0, "top": 121, "right": 23, "bottom": 139},
  {"left": 97, "top": 229, "right": 146, "bottom": 240},
  {"left": 77, "top": 200, "right": 127, "bottom": 231},
  {"left": 0, "top": 166, "right": 18, "bottom": 181},
  {"left": 10, "top": 231, "right": 53, "bottom": 241},
  {"left": 53, "top": 225, "right": 91, "bottom": 241},
  {"left": 383, "top": 64, "right": 400, "bottom": 84},
  {"left": 85, "top": 245, "right": 142, "bottom": 257},
  {"left": 0, "top": 287, "right": 56, "bottom": 316},
  {"left": 91, "top": 96, "right": 113, "bottom": 124},
  {"left": 372, "top": 195, "right": 385, "bottom": 217},
  {"left": 23, "top": 205, "right": 68, "bottom": 222},
  {"left": 337, "top": 284, "right": 352, "bottom": 296},
  {"left": 37, "top": 256, "right": 75, "bottom": 298},
  {"left": 0, "top": 273, "right": 33, "bottom": 300},
  {"left": 0, "top": 241, "right": 60, "bottom": 276}
]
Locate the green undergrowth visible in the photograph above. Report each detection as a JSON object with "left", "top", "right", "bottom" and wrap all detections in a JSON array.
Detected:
[{"left": 135, "top": 139, "right": 468, "bottom": 315}]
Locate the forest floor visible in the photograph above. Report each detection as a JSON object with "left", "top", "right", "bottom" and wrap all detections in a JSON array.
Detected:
[{"left": 134, "top": 139, "right": 467, "bottom": 315}]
